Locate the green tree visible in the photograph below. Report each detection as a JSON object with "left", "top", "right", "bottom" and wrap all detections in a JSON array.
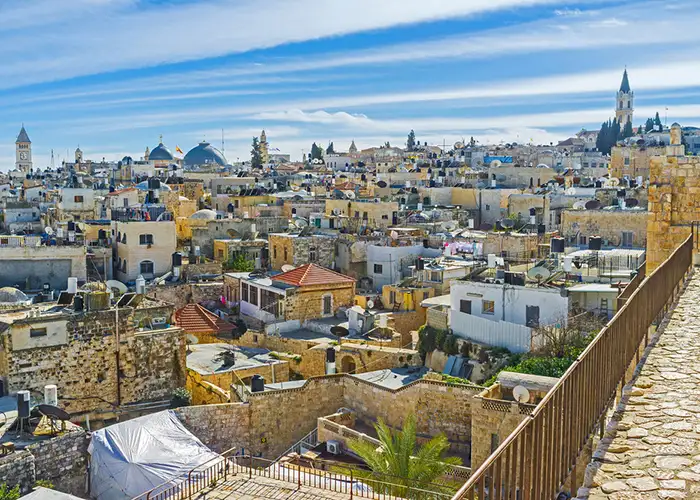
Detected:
[
  {"left": 622, "top": 120, "right": 634, "bottom": 139},
  {"left": 0, "top": 485, "right": 19, "bottom": 500},
  {"left": 225, "top": 252, "right": 255, "bottom": 272},
  {"left": 250, "top": 137, "right": 263, "bottom": 168},
  {"left": 406, "top": 130, "right": 417, "bottom": 151},
  {"left": 442, "top": 335, "right": 459, "bottom": 356},
  {"left": 645, "top": 117, "right": 655, "bottom": 132},
  {"left": 170, "top": 388, "right": 192, "bottom": 408},
  {"left": 348, "top": 414, "right": 461, "bottom": 497},
  {"left": 326, "top": 142, "right": 335, "bottom": 155},
  {"left": 654, "top": 112, "right": 663, "bottom": 131},
  {"left": 310, "top": 142, "right": 323, "bottom": 160},
  {"left": 637, "top": 124, "right": 644, "bottom": 135}
]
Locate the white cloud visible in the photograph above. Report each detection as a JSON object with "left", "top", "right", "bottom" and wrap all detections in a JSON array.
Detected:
[{"left": 0, "top": 0, "right": 572, "bottom": 88}]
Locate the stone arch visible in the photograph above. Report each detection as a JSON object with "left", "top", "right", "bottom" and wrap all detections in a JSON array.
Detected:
[{"left": 340, "top": 356, "right": 357, "bottom": 374}]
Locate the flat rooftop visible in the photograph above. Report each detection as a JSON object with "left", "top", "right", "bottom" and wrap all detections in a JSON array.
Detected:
[
  {"left": 187, "top": 343, "right": 285, "bottom": 375},
  {"left": 350, "top": 366, "right": 428, "bottom": 390}
]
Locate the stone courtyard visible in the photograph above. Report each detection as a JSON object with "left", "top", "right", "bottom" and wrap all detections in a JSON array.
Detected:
[{"left": 580, "top": 271, "right": 700, "bottom": 499}]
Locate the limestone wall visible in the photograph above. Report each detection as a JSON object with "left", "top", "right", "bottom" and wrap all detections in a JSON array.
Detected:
[
  {"left": 285, "top": 284, "right": 355, "bottom": 323},
  {"left": 647, "top": 154, "right": 700, "bottom": 271},
  {"left": 27, "top": 429, "right": 90, "bottom": 496},
  {"left": 560, "top": 209, "right": 647, "bottom": 248},
  {"left": 0, "top": 430, "right": 89, "bottom": 496},
  {"left": 150, "top": 282, "right": 224, "bottom": 310},
  {"left": 176, "top": 403, "right": 252, "bottom": 454},
  {"left": 0, "top": 451, "right": 34, "bottom": 494},
  {"left": 470, "top": 396, "right": 531, "bottom": 469}
]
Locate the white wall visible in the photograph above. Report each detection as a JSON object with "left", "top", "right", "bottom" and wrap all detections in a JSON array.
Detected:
[
  {"left": 11, "top": 319, "right": 68, "bottom": 351},
  {"left": 366, "top": 245, "right": 442, "bottom": 291},
  {"left": 450, "top": 311, "right": 534, "bottom": 353}
]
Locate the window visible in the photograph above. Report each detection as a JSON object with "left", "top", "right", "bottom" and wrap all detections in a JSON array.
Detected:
[
  {"left": 284, "top": 248, "right": 288, "bottom": 262},
  {"left": 624, "top": 157, "right": 630, "bottom": 166},
  {"left": 430, "top": 271, "right": 441, "bottom": 282},
  {"left": 261, "top": 289, "right": 281, "bottom": 317},
  {"left": 389, "top": 290, "right": 396, "bottom": 305},
  {"left": 140, "top": 261, "right": 154, "bottom": 275},
  {"left": 241, "top": 282, "right": 249, "bottom": 302},
  {"left": 274, "top": 246, "right": 278, "bottom": 259},
  {"left": 218, "top": 249, "right": 224, "bottom": 259},
  {"left": 491, "top": 433, "right": 500, "bottom": 453},
  {"left": 121, "top": 233, "right": 127, "bottom": 244},
  {"left": 249, "top": 286, "right": 258, "bottom": 306},
  {"left": 460, "top": 300, "right": 472, "bottom": 314},
  {"left": 600, "top": 298, "right": 609, "bottom": 315},
  {"left": 374, "top": 264, "right": 383, "bottom": 274},
  {"left": 30, "top": 328, "right": 47, "bottom": 338},
  {"left": 381, "top": 214, "right": 388, "bottom": 220},
  {"left": 622, "top": 231, "right": 634, "bottom": 248},
  {"left": 323, "top": 295, "right": 332, "bottom": 316},
  {"left": 526, "top": 305, "right": 540, "bottom": 328},
  {"left": 234, "top": 200, "right": 240, "bottom": 208},
  {"left": 139, "top": 234, "right": 154, "bottom": 245},
  {"left": 121, "top": 259, "right": 127, "bottom": 272},
  {"left": 74, "top": 195, "right": 84, "bottom": 203},
  {"left": 485, "top": 204, "right": 491, "bottom": 211},
  {"left": 580, "top": 235, "right": 587, "bottom": 246},
  {"left": 362, "top": 212, "right": 368, "bottom": 220},
  {"left": 423, "top": 291, "right": 430, "bottom": 300},
  {"left": 482, "top": 300, "right": 495, "bottom": 315},
  {"left": 309, "top": 246, "right": 317, "bottom": 262},
  {"left": 354, "top": 211, "right": 360, "bottom": 218}
]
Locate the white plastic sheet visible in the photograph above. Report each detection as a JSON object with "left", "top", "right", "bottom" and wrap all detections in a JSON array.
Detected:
[{"left": 89, "top": 410, "right": 219, "bottom": 500}]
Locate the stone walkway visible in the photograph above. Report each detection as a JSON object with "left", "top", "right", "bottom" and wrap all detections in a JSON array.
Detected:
[
  {"left": 581, "top": 272, "right": 700, "bottom": 499},
  {"left": 194, "top": 475, "right": 353, "bottom": 500}
]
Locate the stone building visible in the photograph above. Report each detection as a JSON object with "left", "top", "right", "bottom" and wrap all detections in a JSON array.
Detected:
[
  {"left": 647, "top": 123, "right": 700, "bottom": 271},
  {"left": 268, "top": 233, "right": 337, "bottom": 271},
  {"left": 175, "top": 303, "right": 234, "bottom": 343},
  {"left": 324, "top": 199, "right": 398, "bottom": 228},
  {"left": 0, "top": 294, "right": 186, "bottom": 419},
  {"left": 560, "top": 209, "right": 647, "bottom": 248},
  {"left": 239, "top": 264, "right": 355, "bottom": 326},
  {"left": 610, "top": 144, "right": 664, "bottom": 179}
]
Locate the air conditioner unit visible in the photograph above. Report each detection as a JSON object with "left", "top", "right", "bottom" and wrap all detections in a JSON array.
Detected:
[
  {"left": 326, "top": 440, "right": 342, "bottom": 455},
  {"left": 152, "top": 317, "right": 167, "bottom": 327}
]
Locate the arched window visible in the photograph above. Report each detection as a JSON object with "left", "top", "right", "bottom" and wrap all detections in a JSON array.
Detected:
[
  {"left": 121, "top": 233, "right": 127, "bottom": 244},
  {"left": 140, "top": 260, "right": 154, "bottom": 275}
]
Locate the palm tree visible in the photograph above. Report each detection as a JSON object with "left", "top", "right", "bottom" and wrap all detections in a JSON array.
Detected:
[{"left": 347, "top": 414, "right": 462, "bottom": 498}]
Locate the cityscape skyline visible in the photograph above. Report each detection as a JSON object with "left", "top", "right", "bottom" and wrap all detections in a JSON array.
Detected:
[{"left": 2, "top": 0, "right": 700, "bottom": 169}]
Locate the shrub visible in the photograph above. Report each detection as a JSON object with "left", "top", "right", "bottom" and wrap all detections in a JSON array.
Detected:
[
  {"left": 170, "top": 387, "right": 192, "bottom": 408},
  {"left": 442, "top": 335, "right": 459, "bottom": 356},
  {"left": 0, "top": 484, "right": 19, "bottom": 500}
]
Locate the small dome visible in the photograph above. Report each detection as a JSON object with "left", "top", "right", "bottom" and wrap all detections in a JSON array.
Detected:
[
  {"left": 149, "top": 142, "right": 174, "bottom": 161},
  {"left": 190, "top": 209, "right": 218, "bottom": 220},
  {"left": 135, "top": 180, "right": 172, "bottom": 191},
  {"left": 0, "top": 287, "right": 30, "bottom": 304},
  {"left": 671, "top": 122, "right": 681, "bottom": 128},
  {"left": 184, "top": 141, "right": 227, "bottom": 167}
]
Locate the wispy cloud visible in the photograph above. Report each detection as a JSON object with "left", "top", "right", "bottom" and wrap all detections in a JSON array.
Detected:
[{"left": 0, "top": 0, "right": 572, "bottom": 89}]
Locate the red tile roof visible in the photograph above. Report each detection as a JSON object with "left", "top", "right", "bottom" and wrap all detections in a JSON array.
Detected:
[
  {"left": 106, "top": 187, "right": 137, "bottom": 196},
  {"left": 175, "top": 304, "right": 233, "bottom": 334},
  {"left": 273, "top": 263, "right": 355, "bottom": 287}
]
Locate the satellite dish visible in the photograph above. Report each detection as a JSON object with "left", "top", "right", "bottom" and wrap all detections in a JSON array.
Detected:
[
  {"left": 376, "top": 180, "right": 387, "bottom": 188},
  {"left": 44, "top": 227, "right": 54, "bottom": 235},
  {"left": 490, "top": 160, "right": 502, "bottom": 168},
  {"left": 106, "top": 280, "right": 128, "bottom": 294},
  {"left": 527, "top": 266, "right": 552, "bottom": 282},
  {"left": 606, "top": 177, "right": 621, "bottom": 187},
  {"left": 281, "top": 264, "right": 296, "bottom": 273},
  {"left": 500, "top": 218, "right": 516, "bottom": 229},
  {"left": 454, "top": 141, "right": 464, "bottom": 150},
  {"left": 390, "top": 230, "right": 399, "bottom": 239},
  {"left": 572, "top": 201, "right": 586, "bottom": 210},
  {"left": 344, "top": 190, "right": 356, "bottom": 199},
  {"left": 513, "top": 385, "right": 531, "bottom": 404},
  {"left": 331, "top": 326, "right": 350, "bottom": 338},
  {"left": 624, "top": 198, "right": 639, "bottom": 208},
  {"left": 367, "top": 300, "right": 375, "bottom": 309},
  {"left": 584, "top": 199, "right": 602, "bottom": 210}
]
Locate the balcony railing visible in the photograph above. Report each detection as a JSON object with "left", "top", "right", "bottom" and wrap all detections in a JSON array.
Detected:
[{"left": 451, "top": 233, "right": 693, "bottom": 499}]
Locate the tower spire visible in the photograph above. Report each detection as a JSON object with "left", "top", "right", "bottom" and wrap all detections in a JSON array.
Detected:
[{"left": 619, "top": 68, "right": 631, "bottom": 93}]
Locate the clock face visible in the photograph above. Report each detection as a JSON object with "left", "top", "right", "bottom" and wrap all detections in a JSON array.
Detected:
[{"left": 19, "top": 152, "right": 28, "bottom": 160}]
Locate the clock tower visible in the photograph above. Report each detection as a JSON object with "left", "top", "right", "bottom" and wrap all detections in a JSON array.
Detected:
[{"left": 15, "top": 125, "right": 32, "bottom": 173}]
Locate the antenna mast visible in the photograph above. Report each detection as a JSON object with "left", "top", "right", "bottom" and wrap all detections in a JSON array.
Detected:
[
  {"left": 221, "top": 128, "right": 225, "bottom": 155},
  {"left": 50, "top": 149, "right": 55, "bottom": 169}
]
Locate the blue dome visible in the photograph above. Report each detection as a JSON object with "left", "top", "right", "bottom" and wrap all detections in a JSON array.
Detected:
[
  {"left": 149, "top": 142, "right": 174, "bottom": 161},
  {"left": 184, "top": 141, "right": 227, "bottom": 167}
]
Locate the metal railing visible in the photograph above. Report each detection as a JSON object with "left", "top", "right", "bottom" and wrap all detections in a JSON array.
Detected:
[
  {"left": 451, "top": 234, "right": 693, "bottom": 499},
  {"left": 134, "top": 451, "right": 454, "bottom": 500}
]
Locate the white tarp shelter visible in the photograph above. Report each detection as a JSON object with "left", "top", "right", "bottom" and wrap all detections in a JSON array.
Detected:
[{"left": 89, "top": 410, "right": 220, "bottom": 500}]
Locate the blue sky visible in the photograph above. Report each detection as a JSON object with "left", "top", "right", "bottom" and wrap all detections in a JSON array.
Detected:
[{"left": 2, "top": 0, "right": 700, "bottom": 169}]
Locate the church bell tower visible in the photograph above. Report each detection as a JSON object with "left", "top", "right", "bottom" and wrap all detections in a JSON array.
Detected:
[
  {"left": 615, "top": 69, "right": 634, "bottom": 125},
  {"left": 15, "top": 125, "right": 32, "bottom": 173}
]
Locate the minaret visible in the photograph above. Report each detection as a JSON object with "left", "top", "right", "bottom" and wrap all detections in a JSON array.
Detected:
[
  {"left": 15, "top": 125, "right": 32, "bottom": 173},
  {"left": 615, "top": 69, "right": 634, "bottom": 125},
  {"left": 259, "top": 130, "right": 269, "bottom": 164},
  {"left": 75, "top": 146, "right": 83, "bottom": 163},
  {"left": 144, "top": 146, "right": 150, "bottom": 161}
]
